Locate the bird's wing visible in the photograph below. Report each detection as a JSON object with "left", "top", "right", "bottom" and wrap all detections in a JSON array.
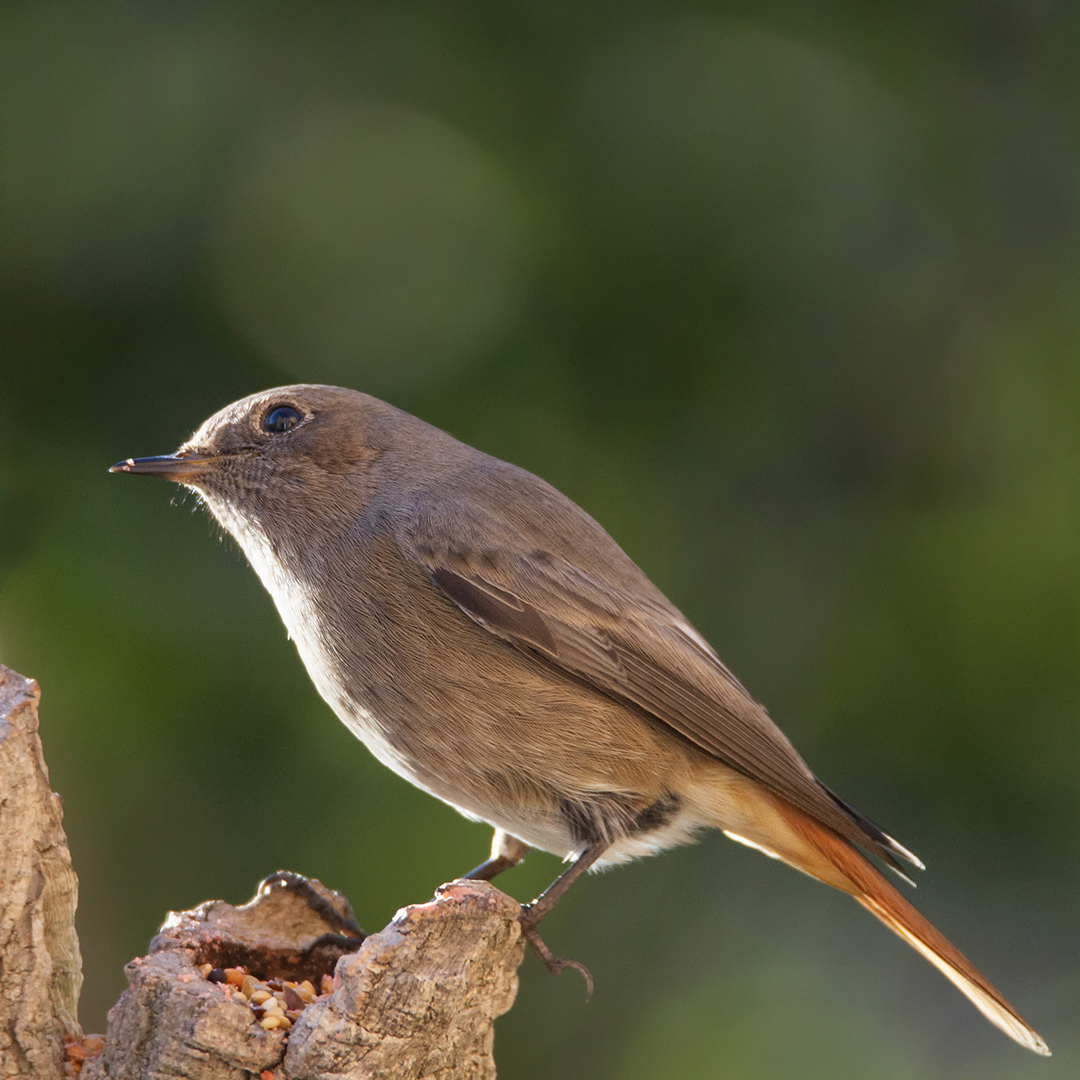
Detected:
[{"left": 395, "top": 474, "right": 919, "bottom": 872}]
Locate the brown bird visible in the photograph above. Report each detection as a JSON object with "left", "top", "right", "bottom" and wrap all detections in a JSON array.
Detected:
[{"left": 112, "top": 384, "right": 1048, "bottom": 1055}]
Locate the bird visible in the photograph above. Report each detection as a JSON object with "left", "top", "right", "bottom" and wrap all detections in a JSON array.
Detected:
[{"left": 111, "top": 383, "right": 1049, "bottom": 1055}]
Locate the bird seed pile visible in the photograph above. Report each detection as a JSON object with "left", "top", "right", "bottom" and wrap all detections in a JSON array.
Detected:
[{"left": 201, "top": 963, "right": 335, "bottom": 1031}]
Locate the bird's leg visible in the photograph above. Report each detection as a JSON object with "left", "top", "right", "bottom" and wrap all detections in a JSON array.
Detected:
[
  {"left": 463, "top": 829, "right": 532, "bottom": 881},
  {"left": 521, "top": 840, "right": 608, "bottom": 924},
  {"left": 519, "top": 841, "right": 609, "bottom": 997}
]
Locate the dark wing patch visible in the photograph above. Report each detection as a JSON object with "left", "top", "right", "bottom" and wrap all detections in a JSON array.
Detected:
[{"left": 431, "top": 566, "right": 559, "bottom": 658}]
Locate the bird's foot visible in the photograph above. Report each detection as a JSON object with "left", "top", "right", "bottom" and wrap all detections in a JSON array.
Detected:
[
  {"left": 298, "top": 931, "right": 365, "bottom": 957},
  {"left": 519, "top": 904, "right": 594, "bottom": 999},
  {"left": 259, "top": 871, "right": 366, "bottom": 941}
]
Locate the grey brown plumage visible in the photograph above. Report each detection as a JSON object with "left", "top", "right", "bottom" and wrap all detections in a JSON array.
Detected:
[{"left": 111, "top": 384, "right": 1049, "bottom": 1056}]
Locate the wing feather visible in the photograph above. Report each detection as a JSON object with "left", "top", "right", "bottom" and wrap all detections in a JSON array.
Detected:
[{"left": 396, "top": 474, "right": 918, "bottom": 870}]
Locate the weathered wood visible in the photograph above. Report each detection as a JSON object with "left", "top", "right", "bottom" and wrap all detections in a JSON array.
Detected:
[
  {"left": 83, "top": 875, "right": 523, "bottom": 1080},
  {"left": 0, "top": 665, "right": 83, "bottom": 1080},
  {"left": 284, "top": 881, "right": 523, "bottom": 1079},
  {"left": 1, "top": 664, "right": 528, "bottom": 1079}
]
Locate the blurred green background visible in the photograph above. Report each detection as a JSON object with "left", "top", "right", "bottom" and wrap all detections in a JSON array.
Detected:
[{"left": 1, "top": 2, "right": 1077, "bottom": 1076}]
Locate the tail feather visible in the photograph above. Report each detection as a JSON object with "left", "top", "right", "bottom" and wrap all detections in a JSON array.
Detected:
[
  {"left": 775, "top": 800, "right": 1050, "bottom": 1056},
  {"left": 818, "top": 780, "right": 926, "bottom": 873}
]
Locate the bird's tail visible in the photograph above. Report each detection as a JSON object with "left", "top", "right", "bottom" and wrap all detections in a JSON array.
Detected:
[{"left": 771, "top": 797, "right": 1050, "bottom": 1056}]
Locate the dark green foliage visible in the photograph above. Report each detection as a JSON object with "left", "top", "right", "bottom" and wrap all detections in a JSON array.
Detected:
[{"left": 1, "top": 3, "right": 1076, "bottom": 1075}]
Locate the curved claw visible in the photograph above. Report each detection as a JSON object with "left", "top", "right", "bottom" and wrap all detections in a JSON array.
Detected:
[
  {"left": 519, "top": 912, "right": 595, "bottom": 1000},
  {"left": 299, "top": 931, "right": 365, "bottom": 956},
  {"left": 258, "top": 871, "right": 366, "bottom": 941}
]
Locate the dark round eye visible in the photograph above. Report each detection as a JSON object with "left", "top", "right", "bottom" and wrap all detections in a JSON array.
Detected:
[{"left": 263, "top": 405, "right": 303, "bottom": 434}]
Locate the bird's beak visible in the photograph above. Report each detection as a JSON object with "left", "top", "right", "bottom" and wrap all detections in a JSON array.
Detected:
[{"left": 109, "top": 452, "right": 215, "bottom": 482}]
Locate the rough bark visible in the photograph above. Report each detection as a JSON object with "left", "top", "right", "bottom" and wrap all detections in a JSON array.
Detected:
[
  {"left": 82, "top": 876, "right": 523, "bottom": 1080},
  {"left": 283, "top": 881, "right": 523, "bottom": 1079},
  {"left": 0, "top": 664, "right": 83, "bottom": 1080},
  {"left": 1, "top": 662, "right": 529, "bottom": 1079}
]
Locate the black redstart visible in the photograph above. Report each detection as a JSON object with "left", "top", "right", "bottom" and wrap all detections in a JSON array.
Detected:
[{"left": 112, "top": 384, "right": 1048, "bottom": 1055}]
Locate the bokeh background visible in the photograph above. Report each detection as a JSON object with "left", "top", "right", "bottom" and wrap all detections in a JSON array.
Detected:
[{"left": 1, "top": 2, "right": 1078, "bottom": 1076}]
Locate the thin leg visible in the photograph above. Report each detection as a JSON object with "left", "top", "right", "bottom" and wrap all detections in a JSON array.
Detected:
[
  {"left": 521, "top": 841, "right": 607, "bottom": 924},
  {"left": 519, "top": 842, "right": 609, "bottom": 997},
  {"left": 464, "top": 829, "right": 531, "bottom": 882}
]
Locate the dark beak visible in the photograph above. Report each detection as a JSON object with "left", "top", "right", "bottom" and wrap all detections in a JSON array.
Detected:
[{"left": 109, "top": 453, "right": 215, "bottom": 482}]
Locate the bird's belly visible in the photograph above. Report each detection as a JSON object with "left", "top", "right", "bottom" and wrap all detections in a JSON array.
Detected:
[
  {"left": 336, "top": 694, "right": 705, "bottom": 865},
  {"left": 330, "top": 694, "right": 583, "bottom": 855},
  {"left": 286, "top": 579, "right": 713, "bottom": 864}
]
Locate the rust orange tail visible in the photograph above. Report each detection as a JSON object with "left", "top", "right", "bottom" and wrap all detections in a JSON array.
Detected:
[{"left": 774, "top": 800, "right": 1050, "bottom": 1056}]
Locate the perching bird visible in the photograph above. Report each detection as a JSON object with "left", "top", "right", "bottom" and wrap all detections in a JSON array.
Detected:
[{"left": 112, "top": 384, "right": 1049, "bottom": 1056}]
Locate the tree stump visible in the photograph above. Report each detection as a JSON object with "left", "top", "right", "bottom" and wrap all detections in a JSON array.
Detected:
[
  {"left": 0, "top": 665, "right": 82, "bottom": 1080},
  {"left": 82, "top": 875, "right": 523, "bottom": 1080},
  {"left": 0, "top": 664, "right": 527, "bottom": 1079}
]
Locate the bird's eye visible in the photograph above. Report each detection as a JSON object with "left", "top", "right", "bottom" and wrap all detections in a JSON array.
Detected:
[{"left": 263, "top": 405, "right": 303, "bottom": 434}]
